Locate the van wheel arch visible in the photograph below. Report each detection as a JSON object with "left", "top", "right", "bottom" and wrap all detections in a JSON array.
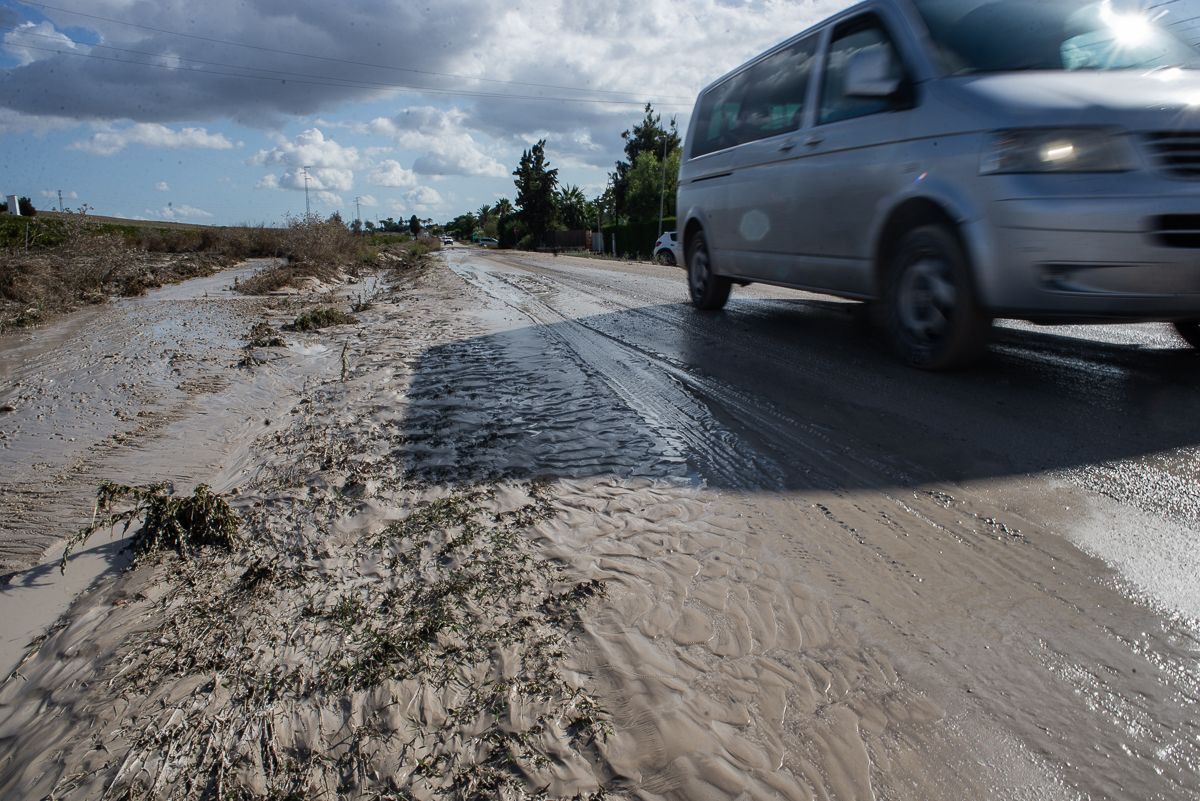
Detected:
[{"left": 874, "top": 199, "right": 966, "bottom": 298}]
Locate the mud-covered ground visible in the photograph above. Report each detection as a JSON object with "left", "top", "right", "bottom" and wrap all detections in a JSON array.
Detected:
[{"left": 0, "top": 249, "right": 1197, "bottom": 800}]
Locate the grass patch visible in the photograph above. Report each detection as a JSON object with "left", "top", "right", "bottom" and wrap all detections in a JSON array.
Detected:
[
  {"left": 289, "top": 306, "right": 357, "bottom": 332},
  {"left": 60, "top": 482, "right": 239, "bottom": 572}
]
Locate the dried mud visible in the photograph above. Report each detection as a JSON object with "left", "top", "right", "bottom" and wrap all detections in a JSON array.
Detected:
[{"left": 0, "top": 251, "right": 1197, "bottom": 800}]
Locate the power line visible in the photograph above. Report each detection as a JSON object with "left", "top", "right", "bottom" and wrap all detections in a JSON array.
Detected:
[
  {"left": 16, "top": 1, "right": 693, "bottom": 102},
  {"left": 4, "top": 41, "right": 693, "bottom": 108}
]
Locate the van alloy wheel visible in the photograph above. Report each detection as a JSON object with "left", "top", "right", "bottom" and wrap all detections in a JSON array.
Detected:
[
  {"left": 688, "top": 231, "right": 732, "bottom": 311},
  {"left": 885, "top": 225, "right": 991, "bottom": 370}
]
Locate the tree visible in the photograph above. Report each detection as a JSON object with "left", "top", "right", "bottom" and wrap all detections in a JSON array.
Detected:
[
  {"left": 623, "top": 148, "right": 682, "bottom": 225},
  {"left": 513, "top": 139, "right": 559, "bottom": 247},
  {"left": 611, "top": 104, "right": 680, "bottom": 221},
  {"left": 409, "top": 214, "right": 421, "bottom": 236},
  {"left": 556, "top": 184, "right": 589, "bottom": 230}
]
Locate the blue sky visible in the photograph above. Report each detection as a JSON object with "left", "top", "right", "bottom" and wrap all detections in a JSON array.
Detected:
[{"left": 1, "top": 0, "right": 1196, "bottom": 226}]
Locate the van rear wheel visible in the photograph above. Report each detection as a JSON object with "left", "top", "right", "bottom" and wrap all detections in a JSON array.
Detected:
[
  {"left": 688, "top": 230, "right": 731, "bottom": 311},
  {"left": 884, "top": 225, "right": 991, "bottom": 370},
  {"left": 1174, "top": 320, "right": 1200, "bottom": 349}
]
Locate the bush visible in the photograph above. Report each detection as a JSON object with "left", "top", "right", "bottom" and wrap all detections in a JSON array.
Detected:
[{"left": 289, "top": 307, "right": 357, "bottom": 332}]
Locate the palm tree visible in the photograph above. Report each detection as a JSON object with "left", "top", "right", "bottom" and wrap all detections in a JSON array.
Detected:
[{"left": 556, "top": 184, "right": 589, "bottom": 230}]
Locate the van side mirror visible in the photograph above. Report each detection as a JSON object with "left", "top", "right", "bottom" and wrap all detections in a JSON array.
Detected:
[{"left": 845, "top": 47, "right": 901, "bottom": 98}]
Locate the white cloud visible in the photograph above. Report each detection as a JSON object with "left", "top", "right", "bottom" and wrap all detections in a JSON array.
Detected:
[
  {"left": 358, "top": 194, "right": 379, "bottom": 207},
  {"left": 252, "top": 128, "right": 359, "bottom": 193},
  {"left": 39, "top": 189, "right": 77, "bottom": 201},
  {"left": 147, "top": 203, "right": 214, "bottom": 220},
  {"left": 70, "top": 123, "right": 235, "bottom": 156},
  {"left": 256, "top": 174, "right": 280, "bottom": 190},
  {"left": 315, "top": 190, "right": 344, "bottom": 208},
  {"left": 401, "top": 186, "right": 447, "bottom": 216},
  {"left": 368, "top": 159, "right": 418, "bottom": 188},
  {"left": 3, "top": 21, "right": 79, "bottom": 67},
  {"left": 156, "top": 181, "right": 170, "bottom": 192},
  {"left": 370, "top": 108, "right": 508, "bottom": 178}
]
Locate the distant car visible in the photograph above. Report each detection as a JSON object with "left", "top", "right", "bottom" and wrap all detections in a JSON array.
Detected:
[
  {"left": 653, "top": 232, "right": 681, "bottom": 265},
  {"left": 477, "top": 237, "right": 499, "bottom": 247},
  {"left": 442, "top": 237, "right": 453, "bottom": 245}
]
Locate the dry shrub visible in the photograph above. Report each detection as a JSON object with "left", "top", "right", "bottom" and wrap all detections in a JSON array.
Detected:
[
  {"left": 289, "top": 306, "right": 357, "bottom": 332},
  {"left": 61, "top": 482, "right": 240, "bottom": 572},
  {"left": 235, "top": 215, "right": 375, "bottom": 295}
]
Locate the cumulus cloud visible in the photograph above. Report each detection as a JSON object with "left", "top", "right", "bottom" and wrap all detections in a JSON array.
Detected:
[
  {"left": 252, "top": 128, "right": 359, "bottom": 193},
  {"left": 3, "top": 21, "right": 80, "bottom": 67},
  {"left": 357, "top": 194, "right": 379, "bottom": 207},
  {"left": 401, "top": 186, "right": 447, "bottom": 216},
  {"left": 370, "top": 108, "right": 507, "bottom": 178},
  {"left": 156, "top": 181, "right": 170, "bottom": 192},
  {"left": 368, "top": 159, "right": 418, "bottom": 188},
  {"left": 70, "top": 123, "right": 235, "bottom": 156},
  {"left": 39, "top": 189, "right": 78, "bottom": 201}
]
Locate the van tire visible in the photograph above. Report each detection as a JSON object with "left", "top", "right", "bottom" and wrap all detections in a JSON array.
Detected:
[
  {"left": 1174, "top": 320, "right": 1200, "bottom": 349},
  {"left": 688, "top": 230, "right": 731, "bottom": 311},
  {"left": 884, "top": 225, "right": 991, "bottom": 370}
]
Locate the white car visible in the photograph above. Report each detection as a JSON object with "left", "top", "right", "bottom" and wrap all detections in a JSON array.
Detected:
[{"left": 653, "top": 231, "right": 681, "bottom": 266}]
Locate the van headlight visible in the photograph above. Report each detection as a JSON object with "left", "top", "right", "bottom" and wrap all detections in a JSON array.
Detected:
[{"left": 980, "top": 129, "right": 1136, "bottom": 174}]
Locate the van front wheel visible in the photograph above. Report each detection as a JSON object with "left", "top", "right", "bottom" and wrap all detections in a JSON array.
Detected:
[
  {"left": 1174, "top": 320, "right": 1200, "bottom": 349},
  {"left": 885, "top": 225, "right": 991, "bottom": 370},
  {"left": 688, "top": 231, "right": 731, "bottom": 311}
]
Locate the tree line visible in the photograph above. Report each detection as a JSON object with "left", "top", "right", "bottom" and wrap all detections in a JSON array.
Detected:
[{"left": 444, "top": 103, "right": 682, "bottom": 250}]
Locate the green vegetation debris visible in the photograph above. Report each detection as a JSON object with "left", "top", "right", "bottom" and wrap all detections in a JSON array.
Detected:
[{"left": 60, "top": 482, "right": 239, "bottom": 572}]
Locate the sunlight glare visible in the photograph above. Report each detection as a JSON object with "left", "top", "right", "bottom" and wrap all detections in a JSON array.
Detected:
[{"left": 1100, "top": 0, "right": 1155, "bottom": 48}]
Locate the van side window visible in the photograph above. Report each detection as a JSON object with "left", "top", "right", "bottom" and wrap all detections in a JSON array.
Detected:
[
  {"left": 738, "top": 36, "right": 819, "bottom": 142},
  {"left": 819, "top": 16, "right": 905, "bottom": 125},
  {"left": 691, "top": 72, "right": 751, "bottom": 158}
]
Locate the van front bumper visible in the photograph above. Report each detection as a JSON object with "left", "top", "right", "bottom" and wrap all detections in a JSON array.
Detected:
[{"left": 976, "top": 195, "right": 1200, "bottom": 321}]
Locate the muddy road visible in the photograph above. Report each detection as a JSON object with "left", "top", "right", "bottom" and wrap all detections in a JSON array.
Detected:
[
  {"left": 0, "top": 249, "right": 1197, "bottom": 800},
  {"left": 436, "top": 248, "right": 1200, "bottom": 799}
]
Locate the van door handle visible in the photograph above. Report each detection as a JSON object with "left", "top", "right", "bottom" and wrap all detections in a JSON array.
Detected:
[
  {"left": 805, "top": 135, "right": 825, "bottom": 147},
  {"left": 779, "top": 138, "right": 797, "bottom": 152}
]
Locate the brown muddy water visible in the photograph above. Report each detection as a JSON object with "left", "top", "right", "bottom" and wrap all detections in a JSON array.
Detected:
[{"left": 0, "top": 250, "right": 1197, "bottom": 800}]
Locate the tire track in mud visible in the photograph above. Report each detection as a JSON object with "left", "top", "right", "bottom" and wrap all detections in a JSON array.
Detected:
[{"left": 451, "top": 252, "right": 1200, "bottom": 800}]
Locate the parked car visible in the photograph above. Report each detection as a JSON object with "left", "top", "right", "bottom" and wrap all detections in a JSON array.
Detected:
[
  {"left": 477, "top": 237, "right": 499, "bottom": 247},
  {"left": 442, "top": 236, "right": 453, "bottom": 245},
  {"left": 654, "top": 232, "right": 682, "bottom": 265},
  {"left": 676, "top": 0, "right": 1200, "bottom": 368}
]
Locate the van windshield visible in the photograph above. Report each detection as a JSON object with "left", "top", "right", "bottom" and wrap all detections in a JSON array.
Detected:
[{"left": 912, "top": 0, "right": 1200, "bottom": 74}]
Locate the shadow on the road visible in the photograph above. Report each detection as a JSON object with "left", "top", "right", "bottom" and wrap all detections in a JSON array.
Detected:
[{"left": 398, "top": 296, "right": 1200, "bottom": 492}]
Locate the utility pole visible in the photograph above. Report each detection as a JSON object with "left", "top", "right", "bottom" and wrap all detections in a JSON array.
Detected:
[
  {"left": 302, "top": 166, "right": 312, "bottom": 217},
  {"left": 658, "top": 115, "right": 675, "bottom": 237},
  {"left": 57, "top": 189, "right": 63, "bottom": 212},
  {"left": 355, "top": 196, "right": 361, "bottom": 234}
]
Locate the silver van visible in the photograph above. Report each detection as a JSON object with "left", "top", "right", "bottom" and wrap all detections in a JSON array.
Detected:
[{"left": 677, "top": 0, "right": 1200, "bottom": 368}]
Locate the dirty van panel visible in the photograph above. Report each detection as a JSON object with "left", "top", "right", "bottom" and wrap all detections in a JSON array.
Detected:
[
  {"left": 685, "top": 69, "right": 753, "bottom": 267},
  {"left": 802, "top": 12, "right": 918, "bottom": 292},
  {"left": 724, "top": 35, "right": 822, "bottom": 284}
]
